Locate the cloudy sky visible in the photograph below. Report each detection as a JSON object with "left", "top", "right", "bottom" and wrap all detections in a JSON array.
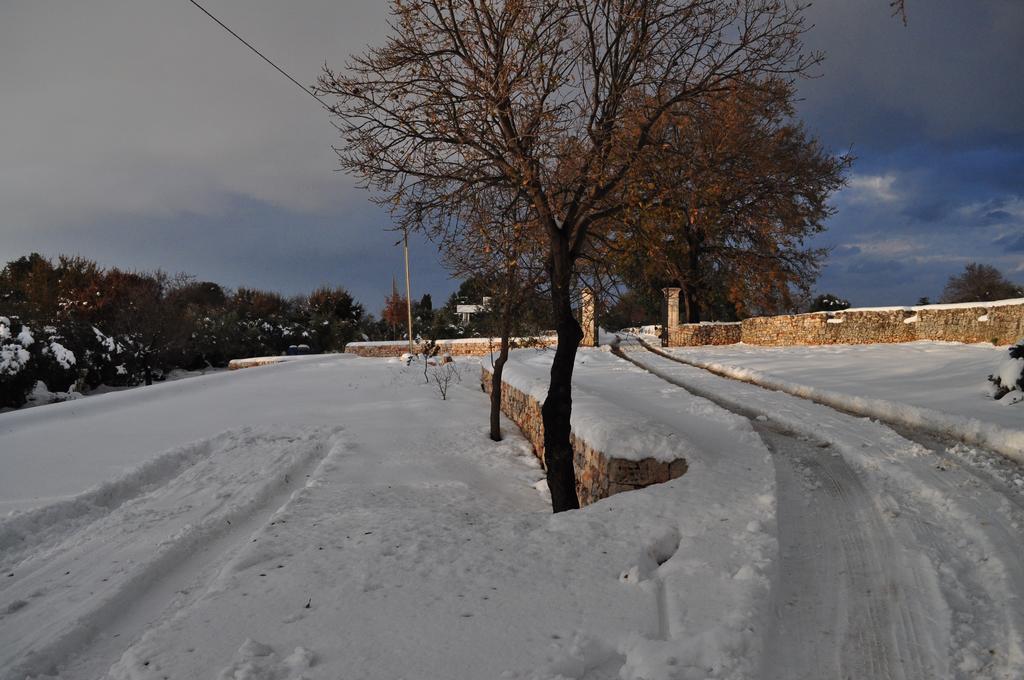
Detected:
[{"left": 1, "top": 0, "right": 1021, "bottom": 311}]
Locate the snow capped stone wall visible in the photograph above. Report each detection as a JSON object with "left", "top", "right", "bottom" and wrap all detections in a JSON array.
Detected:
[
  {"left": 346, "top": 337, "right": 555, "bottom": 358},
  {"left": 740, "top": 309, "right": 918, "bottom": 346},
  {"left": 481, "top": 365, "right": 688, "bottom": 505},
  {"left": 913, "top": 303, "right": 1024, "bottom": 345},
  {"left": 666, "top": 298, "right": 1024, "bottom": 347}
]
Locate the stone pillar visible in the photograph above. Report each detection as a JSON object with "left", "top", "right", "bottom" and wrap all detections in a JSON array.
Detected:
[
  {"left": 662, "top": 287, "right": 681, "bottom": 346},
  {"left": 580, "top": 287, "right": 597, "bottom": 347}
]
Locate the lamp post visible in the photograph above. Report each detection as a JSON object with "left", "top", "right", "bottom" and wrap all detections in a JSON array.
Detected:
[{"left": 403, "top": 230, "right": 414, "bottom": 354}]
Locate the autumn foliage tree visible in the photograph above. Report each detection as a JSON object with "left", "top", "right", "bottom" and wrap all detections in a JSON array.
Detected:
[
  {"left": 381, "top": 279, "right": 409, "bottom": 340},
  {"left": 612, "top": 79, "right": 848, "bottom": 322},
  {"left": 321, "top": 0, "right": 821, "bottom": 511}
]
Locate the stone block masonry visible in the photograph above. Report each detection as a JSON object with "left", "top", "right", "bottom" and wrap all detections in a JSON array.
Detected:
[
  {"left": 228, "top": 357, "right": 287, "bottom": 370},
  {"left": 481, "top": 365, "right": 687, "bottom": 506},
  {"left": 667, "top": 322, "right": 742, "bottom": 346},
  {"left": 664, "top": 298, "right": 1024, "bottom": 347},
  {"left": 346, "top": 337, "right": 556, "bottom": 358}
]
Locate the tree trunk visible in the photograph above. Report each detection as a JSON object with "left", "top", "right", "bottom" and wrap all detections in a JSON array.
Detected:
[
  {"left": 489, "top": 332, "right": 510, "bottom": 442},
  {"left": 541, "top": 237, "right": 582, "bottom": 513},
  {"left": 683, "top": 233, "right": 703, "bottom": 323},
  {"left": 682, "top": 285, "right": 700, "bottom": 323},
  {"left": 143, "top": 351, "right": 153, "bottom": 386}
]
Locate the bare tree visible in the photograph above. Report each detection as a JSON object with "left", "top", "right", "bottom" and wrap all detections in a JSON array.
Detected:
[
  {"left": 941, "top": 263, "right": 1023, "bottom": 304},
  {"left": 321, "top": 0, "right": 819, "bottom": 512},
  {"left": 429, "top": 359, "right": 462, "bottom": 400},
  {"left": 891, "top": 0, "right": 907, "bottom": 25},
  {"left": 438, "top": 188, "right": 548, "bottom": 441}
]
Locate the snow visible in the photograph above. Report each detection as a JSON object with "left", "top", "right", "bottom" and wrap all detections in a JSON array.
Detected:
[
  {"left": 347, "top": 337, "right": 556, "bottom": 348},
  {"left": 5, "top": 337, "right": 1024, "bottom": 679},
  {"left": 661, "top": 341, "right": 1024, "bottom": 461},
  {"left": 46, "top": 340, "right": 76, "bottom": 369},
  {"left": 93, "top": 326, "right": 120, "bottom": 353},
  {"left": 344, "top": 340, "right": 412, "bottom": 347},
  {"left": 24, "top": 380, "right": 82, "bottom": 407},
  {"left": 0, "top": 350, "right": 777, "bottom": 680},
  {"left": 226, "top": 355, "right": 322, "bottom": 370},
  {"left": 797, "top": 296, "right": 1024, "bottom": 314},
  {"left": 0, "top": 344, "right": 30, "bottom": 376},
  {"left": 0, "top": 355, "right": 340, "bottom": 512},
  {"left": 618, "top": 338, "right": 1024, "bottom": 678},
  {"left": 493, "top": 348, "right": 778, "bottom": 677},
  {"left": 16, "top": 327, "right": 34, "bottom": 346},
  {"left": 994, "top": 355, "right": 1024, "bottom": 392}
]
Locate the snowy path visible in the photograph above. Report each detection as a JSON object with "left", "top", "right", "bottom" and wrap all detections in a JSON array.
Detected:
[
  {"left": 1, "top": 428, "right": 338, "bottom": 680},
  {"left": 659, "top": 342, "right": 1024, "bottom": 459},
  {"left": 4, "top": 354, "right": 778, "bottom": 680},
  {"left": 620, "top": 340, "right": 1024, "bottom": 679},
  {"left": 5, "top": 347, "right": 1023, "bottom": 679}
]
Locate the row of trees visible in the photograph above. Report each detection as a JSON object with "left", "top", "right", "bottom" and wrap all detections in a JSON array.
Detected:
[
  {"left": 0, "top": 253, "right": 366, "bottom": 407},
  {"left": 0, "top": 251, "right": 558, "bottom": 408},
  {"left": 321, "top": 0, "right": 847, "bottom": 510}
]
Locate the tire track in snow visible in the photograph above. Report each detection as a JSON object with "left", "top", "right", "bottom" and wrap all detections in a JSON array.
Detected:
[
  {"left": 614, "top": 342, "right": 947, "bottom": 679},
  {"left": 0, "top": 437, "right": 221, "bottom": 575},
  {"left": 0, "top": 426, "right": 341, "bottom": 680},
  {"left": 620, "top": 338, "right": 1024, "bottom": 678}
]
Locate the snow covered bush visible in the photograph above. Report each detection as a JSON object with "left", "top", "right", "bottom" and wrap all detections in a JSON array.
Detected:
[
  {"left": 34, "top": 328, "right": 78, "bottom": 393},
  {"left": 809, "top": 293, "right": 851, "bottom": 312},
  {"left": 81, "top": 326, "right": 137, "bottom": 388},
  {"left": 988, "top": 340, "right": 1024, "bottom": 404},
  {"left": 0, "top": 316, "right": 38, "bottom": 408}
]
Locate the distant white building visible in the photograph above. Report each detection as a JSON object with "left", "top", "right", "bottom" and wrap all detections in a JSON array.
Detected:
[{"left": 455, "top": 297, "right": 491, "bottom": 325}]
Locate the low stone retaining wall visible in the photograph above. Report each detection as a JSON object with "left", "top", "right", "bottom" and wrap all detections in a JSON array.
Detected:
[
  {"left": 227, "top": 357, "right": 287, "bottom": 370},
  {"left": 481, "top": 365, "right": 687, "bottom": 505},
  {"left": 346, "top": 337, "right": 555, "bottom": 358},
  {"left": 665, "top": 298, "right": 1024, "bottom": 347}
]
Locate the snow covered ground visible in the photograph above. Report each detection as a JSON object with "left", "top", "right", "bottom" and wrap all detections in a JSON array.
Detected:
[
  {"left": 3, "top": 343, "right": 1024, "bottom": 679},
  {"left": 618, "top": 339, "right": 1024, "bottom": 679},
  {"left": 1, "top": 351, "right": 776, "bottom": 680},
  {"left": 661, "top": 341, "right": 1023, "bottom": 459}
]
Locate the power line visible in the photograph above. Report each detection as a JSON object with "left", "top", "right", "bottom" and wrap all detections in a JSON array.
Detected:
[{"left": 187, "top": 0, "right": 330, "bottom": 110}]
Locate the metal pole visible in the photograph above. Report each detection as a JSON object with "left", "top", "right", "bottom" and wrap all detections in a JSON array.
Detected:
[{"left": 404, "top": 231, "right": 414, "bottom": 354}]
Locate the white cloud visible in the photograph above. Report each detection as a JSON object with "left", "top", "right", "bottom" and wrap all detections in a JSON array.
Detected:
[
  {"left": 842, "top": 173, "right": 902, "bottom": 205},
  {"left": 847, "top": 237, "right": 916, "bottom": 256}
]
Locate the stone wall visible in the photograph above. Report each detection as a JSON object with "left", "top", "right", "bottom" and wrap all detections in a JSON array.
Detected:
[
  {"left": 739, "top": 309, "right": 918, "bottom": 346},
  {"left": 664, "top": 299, "right": 1024, "bottom": 347},
  {"left": 481, "top": 366, "right": 687, "bottom": 506},
  {"left": 667, "top": 322, "right": 742, "bottom": 346},
  {"left": 346, "top": 337, "right": 555, "bottom": 358},
  {"left": 914, "top": 304, "right": 1024, "bottom": 345},
  {"left": 227, "top": 357, "right": 287, "bottom": 370}
]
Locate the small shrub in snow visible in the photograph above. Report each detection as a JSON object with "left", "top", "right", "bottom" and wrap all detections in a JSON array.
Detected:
[
  {"left": 428, "top": 357, "right": 461, "bottom": 400},
  {"left": 988, "top": 340, "right": 1024, "bottom": 404},
  {"left": 419, "top": 338, "right": 440, "bottom": 383}
]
